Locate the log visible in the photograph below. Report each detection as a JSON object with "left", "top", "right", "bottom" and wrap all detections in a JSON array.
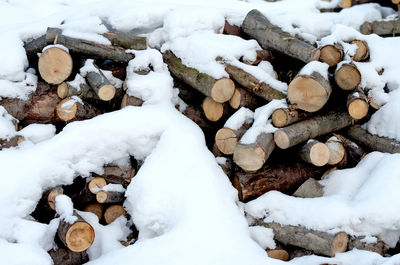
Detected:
[
  {"left": 242, "top": 9, "right": 320, "bottom": 63},
  {"left": 104, "top": 205, "right": 127, "bottom": 224},
  {"left": 342, "top": 0, "right": 381, "bottom": 8},
  {"left": 83, "top": 204, "right": 103, "bottom": 220},
  {"left": 293, "top": 178, "right": 324, "bottom": 198},
  {"left": 274, "top": 110, "right": 354, "bottom": 149},
  {"left": 56, "top": 97, "right": 101, "bottom": 122},
  {"left": 232, "top": 162, "right": 323, "bottom": 201},
  {"left": 229, "top": 87, "right": 263, "bottom": 110},
  {"left": 57, "top": 212, "right": 95, "bottom": 252},
  {"left": 335, "top": 63, "right": 361, "bottom": 91},
  {"left": 319, "top": 44, "right": 343, "bottom": 67},
  {"left": 256, "top": 222, "right": 348, "bottom": 257},
  {"left": 215, "top": 123, "right": 251, "bottom": 155},
  {"left": 48, "top": 187, "right": 64, "bottom": 210},
  {"left": 121, "top": 94, "right": 144, "bottom": 108},
  {"left": 98, "top": 166, "right": 135, "bottom": 187},
  {"left": 242, "top": 49, "right": 275, "bottom": 65},
  {"left": 326, "top": 137, "right": 346, "bottom": 165},
  {"left": 38, "top": 46, "right": 73, "bottom": 85},
  {"left": 202, "top": 97, "right": 228, "bottom": 122},
  {"left": 46, "top": 28, "right": 135, "bottom": 63},
  {"left": 86, "top": 63, "right": 116, "bottom": 101},
  {"left": 271, "top": 108, "right": 309, "bottom": 128},
  {"left": 102, "top": 31, "right": 148, "bottom": 50},
  {"left": 216, "top": 157, "right": 233, "bottom": 177},
  {"left": 96, "top": 190, "right": 125, "bottom": 204},
  {"left": 70, "top": 177, "right": 106, "bottom": 204},
  {"left": 223, "top": 63, "right": 286, "bottom": 101},
  {"left": 0, "top": 135, "right": 25, "bottom": 150},
  {"left": 267, "top": 249, "right": 289, "bottom": 261},
  {"left": 346, "top": 125, "right": 400, "bottom": 153},
  {"left": 347, "top": 88, "right": 369, "bottom": 120},
  {"left": 233, "top": 133, "right": 275, "bottom": 172},
  {"left": 57, "top": 82, "right": 97, "bottom": 100},
  {"left": 348, "top": 236, "right": 387, "bottom": 255},
  {"left": 49, "top": 247, "right": 88, "bottom": 265},
  {"left": 298, "top": 140, "right": 330, "bottom": 167},
  {"left": 360, "top": 19, "right": 400, "bottom": 36},
  {"left": 349, "top": 40, "right": 369, "bottom": 62},
  {"left": 287, "top": 71, "right": 332, "bottom": 112},
  {"left": 222, "top": 20, "right": 243, "bottom": 37},
  {"left": 24, "top": 35, "right": 46, "bottom": 59},
  {"left": 333, "top": 133, "right": 366, "bottom": 167},
  {"left": 163, "top": 51, "right": 235, "bottom": 103}
]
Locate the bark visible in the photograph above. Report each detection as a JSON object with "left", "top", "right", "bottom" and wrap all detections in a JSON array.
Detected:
[
  {"left": 49, "top": 247, "right": 88, "bottom": 265},
  {"left": 56, "top": 97, "right": 101, "bottom": 122},
  {"left": 85, "top": 63, "right": 116, "bottom": 101},
  {"left": 242, "top": 9, "right": 320, "bottom": 63},
  {"left": 242, "top": 49, "right": 275, "bottom": 65},
  {"left": 319, "top": 44, "right": 343, "bottom": 67},
  {"left": 70, "top": 177, "right": 106, "bottom": 204},
  {"left": 348, "top": 236, "right": 387, "bottom": 255},
  {"left": 342, "top": 0, "right": 383, "bottom": 8},
  {"left": 255, "top": 222, "right": 348, "bottom": 257},
  {"left": 229, "top": 87, "right": 264, "bottom": 110},
  {"left": 97, "top": 166, "right": 135, "bottom": 187},
  {"left": 274, "top": 110, "right": 354, "bottom": 149},
  {"left": 360, "top": 19, "right": 400, "bottom": 36},
  {"left": 215, "top": 123, "right": 251, "bottom": 155},
  {"left": 121, "top": 94, "right": 144, "bottom": 108},
  {"left": 104, "top": 205, "right": 127, "bottom": 224},
  {"left": 102, "top": 31, "right": 148, "bottom": 50},
  {"left": 222, "top": 20, "right": 243, "bottom": 37},
  {"left": 216, "top": 157, "right": 233, "bottom": 177},
  {"left": 292, "top": 178, "right": 324, "bottom": 198},
  {"left": 24, "top": 35, "right": 46, "bottom": 58},
  {"left": 350, "top": 40, "right": 369, "bottom": 61},
  {"left": 163, "top": 50, "right": 235, "bottom": 103},
  {"left": 0, "top": 135, "right": 24, "bottom": 150},
  {"left": 271, "top": 108, "right": 310, "bottom": 128},
  {"left": 96, "top": 190, "right": 125, "bottom": 204},
  {"left": 346, "top": 88, "right": 369, "bottom": 120},
  {"left": 335, "top": 63, "right": 361, "bottom": 91},
  {"left": 298, "top": 140, "right": 330, "bottom": 167},
  {"left": 57, "top": 82, "right": 98, "bottom": 100},
  {"left": 232, "top": 162, "right": 323, "bottom": 201}
]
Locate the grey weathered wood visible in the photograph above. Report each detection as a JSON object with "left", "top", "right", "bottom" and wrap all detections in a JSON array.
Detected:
[
  {"left": 24, "top": 35, "right": 46, "bottom": 58},
  {"left": 348, "top": 236, "right": 387, "bottom": 255},
  {"left": 86, "top": 63, "right": 116, "bottom": 101},
  {"left": 293, "top": 178, "right": 324, "bottom": 198},
  {"left": 102, "top": 31, "right": 148, "bottom": 50},
  {"left": 57, "top": 82, "right": 97, "bottom": 100},
  {"left": 96, "top": 190, "right": 125, "bottom": 204},
  {"left": 49, "top": 247, "right": 88, "bottom": 265},
  {"left": 360, "top": 19, "right": 400, "bottom": 36}
]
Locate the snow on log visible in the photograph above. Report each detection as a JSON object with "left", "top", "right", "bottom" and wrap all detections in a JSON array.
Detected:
[
  {"left": 229, "top": 87, "right": 263, "bottom": 110},
  {"left": 346, "top": 88, "right": 369, "bottom": 120},
  {"left": 319, "top": 44, "right": 343, "bottom": 67},
  {"left": 292, "top": 178, "right": 324, "bottom": 198},
  {"left": 333, "top": 133, "right": 366, "bottom": 167},
  {"left": 104, "top": 205, "right": 127, "bottom": 224},
  {"left": 242, "top": 9, "right": 320, "bottom": 63},
  {"left": 49, "top": 247, "right": 89, "bottom": 265},
  {"left": 24, "top": 35, "right": 46, "bottom": 58},
  {"left": 271, "top": 108, "right": 310, "bottom": 128},
  {"left": 360, "top": 19, "right": 400, "bottom": 36},
  {"left": 83, "top": 203, "right": 103, "bottom": 220},
  {"left": 47, "top": 187, "right": 64, "bottom": 211},
  {"left": 102, "top": 31, "right": 148, "bottom": 50},
  {"left": 242, "top": 49, "right": 275, "bottom": 65},
  {"left": 0, "top": 135, "right": 24, "bottom": 150},
  {"left": 202, "top": 97, "right": 228, "bottom": 122},
  {"left": 335, "top": 63, "right": 361, "bottom": 91},
  {"left": 215, "top": 123, "right": 250, "bottom": 155},
  {"left": 86, "top": 64, "right": 116, "bottom": 101},
  {"left": 56, "top": 97, "right": 101, "bottom": 122},
  {"left": 350, "top": 40, "right": 369, "bottom": 61},
  {"left": 298, "top": 140, "right": 330, "bottom": 167},
  {"left": 348, "top": 236, "right": 387, "bottom": 255}
]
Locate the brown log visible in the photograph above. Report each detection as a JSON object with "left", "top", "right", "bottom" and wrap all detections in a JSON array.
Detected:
[
  {"left": 96, "top": 190, "right": 125, "bottom": 204},
  {"left": 163, "top": 51, "right": 235, "bottom": 103},
  {"left": 104, "top": 205, "right": 127, "bottom": 224},
  {"left": 57, "top": 82, "right": 97, "bottom": 100},
  {"left": 121, "top": 94, "right": 144, "bottom": 108},
  {"left": 215, "top": 123, "right": 251, "bottom": 155},
  {"left": 274, "top": 110, "right": 354, "bottom": 149},
  {"left": 335, "top": 63, "right": 361, "bottom": 91},
  {"left": 242, "top": 9, "right": 320, "bottom": 63},
  {"left": 348, "top": 236, "right": 387, "bottom": 255},
  {"left": 256, "top": 222, "right": 348, "bottom": 257},
  {"left": 299, "top": 140, "right": 330, "bottom": 167},
  {"left": 70, "top": 177, "right": 106, "bottom": 204},
  {"left": 229, "top": 87, "right": 263, "bottom": 110},
  {"left": 102, "top": 31, "right": 148, "bottom": 50},
  {"left": 0, "top": 135, "right": 25, "bottom": 150},
  {"left": 57, "top": 212, "right": 95, "bottom": 252},
  {"left": 38, "top": 46, "right": 73, "bottom": 85},
  {"left": 360, "top": 19, "right": 400, "bottom": 36},
  {"left": 48, "top": 187, "right": 64, "bottom": 211},
  {"left": 83, "top": 204, "right": 103, "bottom": 220},
  {"left": 319, "top": 44, "right": 343, "bottom": 67},
  {"left": 49, "top": 247, "right": 88, "bottom": 265},
  {"left": 271, "top": 108, "right": 309, "bottom": 128},
  {"left": 287, "top": 71, "right": 332, "bottom": 112},
  {"left": 222, "top": 20, "right": 243, "bottom": 37},
  {"left": 267, "top": 249, "right": 289, "bottom": 261},
  {"left": 347, "top": 88, "right": 369, "bottom": 120},
  {"left": 346, "top": 125, "right": 400, "bottom": 153},
  {"left": 56, "top": 97, "right": 101, "bottom": 122},
  {"left": 232, "top": 162, "right": 323, "bottom": 201},
  {"left": 233, "top": 133, "right": 275, "bottom": 172},
  {"left": 326, "top": 138, "right": 346, "bottom": 165},
  {"left": 242, "top": 49, "right": 275, "bottom": 65},
  {"left": 350, "top": 40, "right": 369, "bottom": 61},
  {"left": 293, "top": 178, "right": 324, "bottom": 198},
  {"left": 202, "top": 97, "right": 228, "bottom": 122}
]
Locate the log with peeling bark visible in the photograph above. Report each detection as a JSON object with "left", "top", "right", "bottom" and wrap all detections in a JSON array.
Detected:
[
  {"left": 271, "top": 108, "right": 310, "bottom": 128},
  {"left": 267, "top": 249, "right": 289, "bottom": 261},
  {"left": 56, "top": 97, "right": 101, "bottom": 122},
  {"left": 348, "top": 236, "right": 387, "bottom": 255},
  {"left": 49, "top": 247, "right": 89, "bottom": 265},
  {"left": 232, "top": 162, "right": 323, "bottom": 201},
  {"left": 274, "top": 110, "right": 354, "bottom": 149},
  {"left": 0, "top": 135, "right": 25, "bottom": 150},
  {"left": 202, "top": 97, "right": 229, "bottom": 122},
  {"left": 326, "top": 137, "right": 346, "bottom": 165},
  {"left": 319, "top": 44, "right": 343, "bottom": 67},
  {"left": 102, "top": 31, "right": 148, "bottom": 50},
  {"left": 163, "top": 51, "right": 235, "bottom": 103},
  {"left": 242, "top": 49, "right": 275, "bottom": 65},
  {"left": 350, "top": 40, "right": 369, "bottom": 61},
  {"left": 104, "top": 205, "right": 127, "bottom": 224},
  {"left": 256, "top": 222, "right": 348, "bottom": 257},
  {"left": 360, "top": 19, "right": 400, "bottom": 36},
  {"left": 346, "top": 125, "right": 400, "bottom": 153},
  {"left": 242, "top": 9, "right": 320, "bottom": 63},
  {"left": 121, "top": 94, "right": 144, "bottom": 108},
  {"left": 83, "top": 204, "right": 103, "bottom": 220},
  {"left": 38, "top": 45, "right": 73, "bottom": 85},
  {"left": 45, "top": 28, "right": 135, "bottom": 63},
  {"left": 287, "top": 71, "right": 332, "bottom": 112},
  {"left": 57, "top": 212, "right": 95, "bottom": 252},
  {"left": 298, "top": 140, "right": 330, "bottom": 167},
  {"left": 233, "top": 133, "right": 275, "bottom": 172},
  {"left": 215, "top": 123, "right": 251, "bottom": 155},
  {"left": 293, "top": 178, "right": 324, "bottom": 198},
  {"left": 335, "top": 63, "right": 361, "bottom": 91},
  {"left": 347, "top": 88, "right": 369, "bottom": 120},
  {"left": 229, "top": 87, "right": 263, "bottom": 110},
  {"left": 222, "top": 20, "right": 243, "bottom": 37},
  {"left": 96, "top": 190, "right": 125, "bottom": 204},
  {"left": 223, "top": 62, "right": 286, "bottom": 101},
  {"left": 85, "top": 63, "right": 116, "bottom": 101}
]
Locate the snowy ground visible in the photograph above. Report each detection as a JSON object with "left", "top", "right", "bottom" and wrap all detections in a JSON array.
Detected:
[{"left": 1, "top": 0, "right": 400, "bottom": 264}]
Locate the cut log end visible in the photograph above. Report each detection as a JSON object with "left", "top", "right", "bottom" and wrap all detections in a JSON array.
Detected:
[
  {"left": 48, "top": 189, "right": 63, "bottom": 210},
  {"left": 104, "top": 205, "right": 127, "bottom": 224},
  {"left": 271, "top": 108, "right": 289, "bottom": 128},
  {"left": 56, "top": 98, "right": 78, "bottom": 122},
  {"left": 309, "top": 142, "right": 330, "bottom": 167},
  {"left": 215, "top": 128, "right": 238, "bottom": 155},
  {"left": 202, "top": 97, "right": 224, "bottom": 122},
  {"left": 274, "top": 130, "right": 290, "bottom": 149},
  {"left": 96, "top": 191, "right": 109, "bottom": 203},
  {"left": 331, "top": 232, "right": 349, "bottom": 256},
  {"left": 341, "top": 0, "right": 352, "bottom": 8},
  {"left": 229, "top": 88, "right": 241, "bottom": 109},
  {"left": 320, "top": 45, "right": 342, "bottom": 67},
  {"left": 348, "top": 98, "right": 368, "bottom": 120},
  {"left": 65, "top": 221, "right": 95, "bottom": 252},
  {"left": 211, "top": 78, "right": 235, "bottom": 103},
  {"left": 267, "top": 249, "right": 289, "bottom": 261},
  {"left": 88, "top": 177, "right": 107, "bottom": 194},
  {"left": 84, "top": 204, "right": 103, "bottom": 220},
  {"left": 57, "top": 82, "right": 69, "bottom": 99},
  {"left": 38, "top": 47, "right": 73, "bottom": 85},
  {"left": 335, "top": 64, "right": 361, "bottom": 91},
  {"left": 233, "top": 144, "right": 266, "bottom": 172},
  {"left": 326, "top": 140, "right": 346, "bottom": 165},
  {"left": 98, "top": 84, "right": 116, "bottom": 101},
  {"left": 350, "top": 40, "right": 369, "bottom": 61}
]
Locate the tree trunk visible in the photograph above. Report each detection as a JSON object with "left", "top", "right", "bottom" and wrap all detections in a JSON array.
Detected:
[
  {"left": 163, "top": 51, "right": 235, "bottom": 103},
  {"left": 56, "top": 97, "right": 101, "bottom": 122},
  {"left": 233, "top": 133, "right": 275, "bottom": 172},
  {"left": 229, "top": 87, "right": 263, "bottom": 110},
  {"left": 232, "top": 162, "right": 323, "bottom": 201},
  {"left": 274, "top": 110, "right": 354, "bottom": 149},
  {"left": 202, "top": 97, "right": 228, "bottom": 122},
  {"left": 83, "top": 203, "right": 103, "bottom": 220},
  {"left": 70, "top": 177, "right": 106, "bottom": 204},
  {"left": 96, "top": 190, "right": 125, "bottom": 204},
  {"left": 271, "top": 108, "right": 310, "bottom": 128},
  {"left": 326, "top": 137, "right": 346, "bottom": 166},
  {"left": 215, "top": 123, "right": 251, "bottom": 155},
  {"left": 319, "top": 44, "right": 343, "bottom": 67},
  {"left": 347, "top": 88, "right": 369, "bottom": 120},
  {"left": 104, "top": 205, "right": 127, "bottom": 224},
  {"left": 47, "top": 187, "right": 64, "bottom": 211},
  {"left": 292, "top": 178, "right": 324, "bottom": 198},
  {"left": 95, "top": 166, "right": 135, "bottom": 187},
  {"left": 242, "top": 9, "right": 320, "bottom": 63},
  {"left": 102, "top": 31, "right": 148, "bottom": 50},
  {"left": 350, "top": 40, "right": 369, "bottom": 61},
  {"left": 287, "top": 71, "right": 332, "bottom": 112},
  {"left": 255, "top": 222, "right": 348, "bottom": 257},
  {"left": 360, "top": 19, "right": 400, "bottom": 36},
  {"left": 335, "top": 63, "right": 361, "bottom": 91},
  {"left": 49, "top": 247, "right": 88, "bottom": 265},
  {"left": 298, "top": 140, "right": 330, "bottom": 167}
]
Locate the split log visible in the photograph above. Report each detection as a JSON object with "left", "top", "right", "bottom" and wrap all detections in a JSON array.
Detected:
[
  {"left": 293, "top": 178, "right": 324, "bottom": 198},
  {"left": 232, "top": 162, "right": 323, "bottom": 201},
  {"left": 348, "top": 236, "right": 387, "bottom": 255},
  {"left": 83, "top": 204, "right": 103, "bottom": 220},
  {"left": 350, "top": 40, "right": 369, "bottom": 61},
  {"left": 335, "top": 63, "right": 361, "bottom": 91},
  {"left": 242, "top": 49, "right": 275, "bottom": 65},
  {"left": 56, "top": 97, "right": 101, "bottom": 122},
  {"left": 326, "top": 137, "right": 346, "bottom": 165},
  {"left": 346, "top": 125, "right": 400, "bottom": 153},
  {"left": 233, "top": 133, "right": 275, "bottom": 172},
  {"left": 274, "top": 110, "right": 354, "bottom": 149},
  {"left": 57, "top": 82, "right": 97, "bottom": 100},
  {"left": 121, "top": 94, "right": 144, "bottom": 108},
  {"left": 271, "top": 108, "right": 309, "bottom": 128},
  {"left": 215, "top": 123, "right": 251, "bottom": 155},
  {"left": 360, "top": 19, "right": 400, "bottom": 36},
  {"left": 86, "top": 64, "right": 116, "bottom": 101},
  {"left": 267, "top": 249, "right": 289, "bottom": 261},
  {"left": 38, "top": 46, "right": 73, "bottom": 85},
  {"left": 319, "top": 44, "right": 343, "bottom": 67},
  {"left": 163, "top": 51, "right": 235, "bottom": 103},
  {"left": 347, "top": 88, "right": 369, "bottom": 120},
  {"left": 256, "top": 222, "right": 348, "bottom": 257},
  {"left": 0, "top": 135, "right": 25, "bottom": 150},
  {"left": 49, "top": 247, "right": 88, "bottom": 265},
  {"left": 98, "top": 166, "right": 135, "bottom": 187},
  {"left": 24, "top": 35, "right": 46, "bottom": 59},
  {"left": 96, "top": 190, "right": 125, "bottom": 204},
  {"left": 341, "top": 0, "right": 378, "bottom": 8},
  {"left": 202, "top": 97, "right": 228, "bottom": 122},
  {"left": 298, "top": 140, "right": 330, "bottom": 167},
  {"left": 223, "top": 63, "right": 286, "bottom": 101},
  {"left": 104, "top": 205, "right": 127, "bottom": 224},
  {"left": 57, "top": 212, "right": 95, "bottom": 252},
  {"left": 46, "top": 28, "right": 135, "bottom": 63},
  {"left": 288, "top": 71, "right": 332, "bottom": 112},
  {"left": 333, "top": 133, "right": 366, "bottom": 167},
  {"left": 229, "top": 87, "right": 263, "bottom": 110},
  {"left": 102, "top": 32, "right": 148, "bottom": 50},
  {"left": 242, "top": 9, "right": 320, "bottom": 63}
]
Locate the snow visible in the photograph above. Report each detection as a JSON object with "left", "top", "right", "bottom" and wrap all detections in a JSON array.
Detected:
[
  {"left": 55, "top": 195, "right": 77, "bottom": 224},
  {"left": 18, "top": 124, "right": 56, "bottom": 144},
  {"left": 101, "top": 184, "right": 126, "bottom": 193},
  {"left": 42, "top": 44, "right": 69, "bottom": 54},
  {"left": 248, "top": 226, "right": 276, "bottom": 250},
  {"left": 224, "top": 107, "right": 254, "bottom": 130},
  {"left": 298, "top": 61, "right": 329, "bottom": 79},
  {"left": 0, "top": 106, "right": 17, "bottom": 140}
]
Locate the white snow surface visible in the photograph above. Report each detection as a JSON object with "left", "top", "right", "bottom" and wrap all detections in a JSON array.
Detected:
[
  {"left": 224, "top": 107, "right": 254, "bottom": 130},
  {"left": 55, "top": 195, "right": 77, "bottom": 224}
]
